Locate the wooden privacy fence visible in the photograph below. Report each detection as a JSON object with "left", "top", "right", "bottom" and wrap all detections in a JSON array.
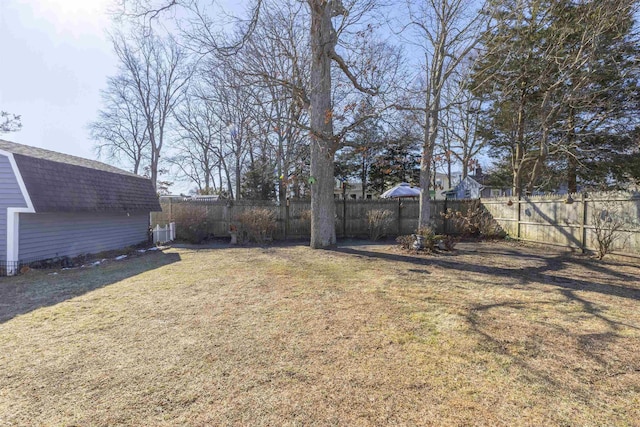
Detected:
[
  {"left": 151, "top": 191, "right": 639, "bottom": 256},
  {"left": 151, "top": 198, "right": 472, "bottom": 240},
  {"left": 483, "top": 191, "right": 640, "bottom": 256}
]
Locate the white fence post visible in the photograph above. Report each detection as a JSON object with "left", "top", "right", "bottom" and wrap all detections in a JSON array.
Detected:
[{"left": 153, "top": 222, "right": 176, "bottom": 244}]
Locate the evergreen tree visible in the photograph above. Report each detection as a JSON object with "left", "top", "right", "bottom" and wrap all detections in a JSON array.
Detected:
[
  {"left": 473, "top": 0, "right": 640, "bottom": 194},
  {"left": 335, "top": 110, "right": 385, "bottom": 198},
  {"left": 368, "top": 127, "right": 421, "bottom": 195},
  {"left": 241, "top": 155, "right": 277, "bottom": 200}
]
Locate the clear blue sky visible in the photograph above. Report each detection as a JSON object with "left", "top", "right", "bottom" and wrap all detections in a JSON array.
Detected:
[
  {"left": 0, "top": 0, "right": 115, "bottom": 160},
  {"left": 0, "top": 0, "right": 250, "bottom": 169},
  {"left": 0, "top": 0, "right": 471, "bottom": 188}
]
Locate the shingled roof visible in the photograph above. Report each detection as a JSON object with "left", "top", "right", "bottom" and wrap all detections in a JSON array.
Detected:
[{"left": 0, "top": 139, "right": 160, "bottom": 213}]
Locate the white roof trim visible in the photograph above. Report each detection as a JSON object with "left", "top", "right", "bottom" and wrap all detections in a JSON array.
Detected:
[
  {"left": 1, "top": 150, "right": 35, "bottom": 272},
  {"left": 0, "top": 149, "right": 34, "bottom": 211}
]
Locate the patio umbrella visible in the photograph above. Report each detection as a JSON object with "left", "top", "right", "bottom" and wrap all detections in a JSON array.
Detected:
[{"left": 380, "top": 182, "right": 421, "bottom": 198}]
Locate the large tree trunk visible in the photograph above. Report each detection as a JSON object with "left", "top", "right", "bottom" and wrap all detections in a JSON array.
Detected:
[
  {"left": 512, "top": 166, "right": 521, "bottom": 197},
  {"left": 567, "top": 154, "right": 578, "bottom": 193},
  {"left": 418, "top": 112, "right": 434, "bottom": 229},
  {"left": 566, "top": 108, "right": 577, "bottom": 193},
  {"left": 419, "top": 84, "right": 440, "bottom": 229},
  {"left": 419, "top": 24, "right": 447, "bottom": 230},
  {"left": 150, "top": 145, "right": 159, "bottom": 192},
  {"left": 308, "top": 1, "right": 337, "bottom": 248},
  {"left": 235, "top": 155, "right": 241, "bottom": 200},
  {"left": 512, "top": 88, "right": 527, "bottom": 197},
  {"left": 277, "top": 138, "right": 286, "bottom": 201},
  {"left": 361, "top": 154, "right": 368, "bottom": 199},
  {"left": 526, "top": 125, "right": 550, "bottom": 194},
  {"left": 462, "top": 155, "right": 468, "bottom": 179}
]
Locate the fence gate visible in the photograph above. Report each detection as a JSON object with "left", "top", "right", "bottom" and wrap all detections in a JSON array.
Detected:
[{"left": 153, "top": 222, "right": 175, "bottom": 244}]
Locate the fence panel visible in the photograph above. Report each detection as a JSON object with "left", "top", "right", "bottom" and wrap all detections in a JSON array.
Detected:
[
  {"left": 153, "top": 222, "right": 176, "bottom": 244},
  {"left": 152, "top": 198, "right": 470, "bottom": 240},
  {"left": 150, "top": 192, "right": 639, "bottom": 256},
  {"left": 286, "top": 200, "right": 311, "bottom": 239},
  {"left": 482, "top": 197, "right": 518, "bottom": 237},
  {"left": 482, "top": 192, "right": 639, "bottom": 256}
]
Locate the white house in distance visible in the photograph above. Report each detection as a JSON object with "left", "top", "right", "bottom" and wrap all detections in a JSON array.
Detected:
[
  {"left": 0, "top": 139, "right": 160, "bottom": 275},
  {"left": 334, "top": 181, "right": 376, "bottom": 200},
  {"left": 444, "top": 167, "right": 512, "bottom": 199}
]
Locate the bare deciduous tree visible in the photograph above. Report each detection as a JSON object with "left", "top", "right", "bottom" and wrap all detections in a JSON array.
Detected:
[
  {"left": 239, "top": 1, "right": 311, "bottom": 201},
  {"left": 116, "top": 0, "right": 391, "bottom": 247},
  {"left": 170, "top": 90, "right": 221, "bottom": 193},
  {"left": 0, "top": 111, "right": 22, "bottom": 134},
  {"left": 394, "top": 0, "right": 486, "bottom": 229},
  {"left": 93, "top": 27, "right": 192, "bottom": 190},
  {"left": 439, "top": 65, "right": 485, "bottom": 181},
  {"left": 90, "top": 74, "right": 149, "bottom": 174}
]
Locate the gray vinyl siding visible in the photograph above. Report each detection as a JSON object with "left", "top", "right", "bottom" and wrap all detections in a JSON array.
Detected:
[
  {"left": 453, "top": 177, "right": 484, "bottom": 200},
  {"left": 18, "top": 212, "right": 149, "bottom": 262},
  {"left": 0, "top": 154, "right": 28, "bottom": 260}
]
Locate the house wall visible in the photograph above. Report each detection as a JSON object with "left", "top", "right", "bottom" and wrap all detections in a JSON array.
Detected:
[
  {"left": 453, "top": 177, "right": 483, "bottom": 199},
  {"left": 18, "top": 212, "right": 149, "bottom": 262},
  {"left": 0, "top": 154, "right": 28, "bottom": 261}
]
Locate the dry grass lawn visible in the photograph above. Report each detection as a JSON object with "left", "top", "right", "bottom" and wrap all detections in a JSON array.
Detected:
[{"left": 0, "top": 241, "right": 639, "bottom": 426}]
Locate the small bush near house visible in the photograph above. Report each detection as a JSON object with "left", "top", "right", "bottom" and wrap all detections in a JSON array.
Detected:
[
  {"left": 442, "top": 200, "right": 505, "bottom": 238},
  {"left": 235, "top": 208, "right": 277, "bottom": 244},
  {"left": 172, "top": 204, "right": 210, "bottom": 243},
  {"left": 367, "top": 209, "right": 394, "bottom": 241}
]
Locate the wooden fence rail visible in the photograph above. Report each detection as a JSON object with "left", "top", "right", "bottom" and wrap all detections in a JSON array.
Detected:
[
  {"left": 482, "top": 191, "right": 640, "bottom": 256},
  {"left": 151, "top": 191, "right": 640, "bottom": 257},
  {"left": 151, "top": 198, "right": 471, "bottom": 240}
]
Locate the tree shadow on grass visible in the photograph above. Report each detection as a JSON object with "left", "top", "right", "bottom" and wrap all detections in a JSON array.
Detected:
[
  {"left": 333, "top": 243, "right": 640, "bottom": 408},
  {"left": 464, "top": 300, "right": 628, "bottom": 398},
  {"left": 331, "top": 245, "right": 640, "bottom": 302},
  {"left": 465, "top": 293, "right": 640, "bottom": 400},
  {"left": 0, "top": 251, "right": 181, "bottom": 324},
  {"left": 339, "top": 243, "right": 638, "bottom": 391}
]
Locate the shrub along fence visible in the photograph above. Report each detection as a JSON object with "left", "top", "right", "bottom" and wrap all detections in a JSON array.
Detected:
[
  {"left": 151, "top": 191, "right": 639, "bottom": 257},
  {"left": 151, "top": 198, "right": 473, "bottom": 241}
]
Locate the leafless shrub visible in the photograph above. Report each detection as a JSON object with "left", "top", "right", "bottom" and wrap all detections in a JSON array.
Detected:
[
  {"left": 300, "top": 209, "right": 312, "bottom": 222},
  {"left": 442, "top": 200, "right": 505, "bottom": 238},
  {"left": 235, "top": 208, "right": 277, "bottom": 244},
  {"left": 367, "top": 209, "right": 394, "bottom": 241},
  {"left": 396, "top": 235, "right": 415, "bottom": 251},
  {"left": 435, "top": 234, "right": 458, "bottom": 251},
  {"left": 172, "top": 204, "right": 209, "bottom": 243},
  {"left": 591, "top": 202, "right": 626, "bottom": 259}
]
